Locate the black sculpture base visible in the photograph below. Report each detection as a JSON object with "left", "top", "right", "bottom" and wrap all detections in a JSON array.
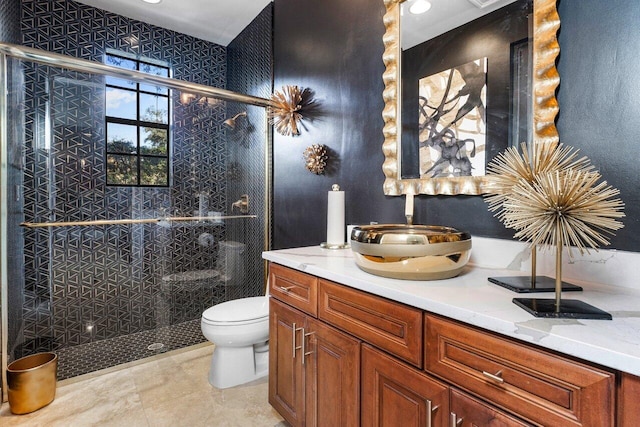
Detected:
[
  {"left": 513, "top": 298, "right": 612, "bottom": 320},
  {"left": 489, "top": 276, "right": 582, "bottom": 293}
]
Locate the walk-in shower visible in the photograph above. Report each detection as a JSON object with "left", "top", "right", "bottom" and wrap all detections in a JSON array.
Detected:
[{"left": 0, "top": 43, "right": 273, "bottom": 397}]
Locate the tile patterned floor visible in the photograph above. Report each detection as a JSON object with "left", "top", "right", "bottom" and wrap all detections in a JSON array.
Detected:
[
  {"left": 0, "top": 344, "right": 285, "bottom": 427},
  {"left": 55, "top": 319, "right": 206, "bottom": 380}
]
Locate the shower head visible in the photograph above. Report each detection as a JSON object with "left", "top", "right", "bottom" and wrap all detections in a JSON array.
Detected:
[{"left": 223, "top": 111, "right": 247, "bottom": 130}]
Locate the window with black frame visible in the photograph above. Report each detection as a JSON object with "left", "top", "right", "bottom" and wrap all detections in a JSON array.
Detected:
[{"left": 105, "top": 53, "right": 170, "bottom": 186}]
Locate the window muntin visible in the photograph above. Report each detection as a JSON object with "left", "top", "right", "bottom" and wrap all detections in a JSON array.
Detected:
[{"left": 105, "top": 54, "right": 170, "bottom": 187}]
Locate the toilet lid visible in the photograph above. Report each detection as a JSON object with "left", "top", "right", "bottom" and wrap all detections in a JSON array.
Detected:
[{"left": 202, "top": 296, "right": 269, "bottom": 323}]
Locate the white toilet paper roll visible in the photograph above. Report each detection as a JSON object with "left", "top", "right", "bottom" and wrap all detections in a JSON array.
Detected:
[{"left": 327, "top": 184, "right": 345, "bottom": 245}]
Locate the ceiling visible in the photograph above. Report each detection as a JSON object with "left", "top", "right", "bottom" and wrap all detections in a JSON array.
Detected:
[
  {"left": 73, "top": 0, "right": 273, "bottom": 46},
  {"left": 73, "top": 0, "right": 517, "bottom": 49},
  {"left": 402, "top": 0, "right": 519, "bottom": 49}
]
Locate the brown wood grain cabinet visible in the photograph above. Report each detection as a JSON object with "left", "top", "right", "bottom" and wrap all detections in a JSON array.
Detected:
[
  {"left": 269, "top": 297, "right": 306, "bottom": 426},
  {"left": 269, "top": 267, "right": 359, "bottom": 427},
  {"left": 268, "top": 263, "right": 639, "bottom": 426},
  {"left": 425, "top": 314, "right": 615, "bottom": 426},
  {"left": 269, "top": 262, "right": 318, "bottom": 316},
  {"left": 318, "top": 279, "right": 423, "bottom": 367},
  {"left": 618, "top": 373, "right": 640, "bottom": 426},
  {"left": 361, "top": 344, "right": 449, "bottom": 427},
  {"left": 450, "top": 388, "right": 533, "bottom": 427}
]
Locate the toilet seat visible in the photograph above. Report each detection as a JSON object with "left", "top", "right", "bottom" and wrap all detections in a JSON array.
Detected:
[{"left": 202, "top": 296, "right": 268, "bottom": 325}]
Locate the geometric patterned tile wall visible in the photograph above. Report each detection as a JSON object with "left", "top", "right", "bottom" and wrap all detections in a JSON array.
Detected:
[
  {"left": 10, "top": 0, "right": 271, "bottom": 375},
  {"left": 0, "top": 0, "right": 21, "bottom": 43},
  {"left": 226, "top": 4, "right": 273, "bottom": 300}
]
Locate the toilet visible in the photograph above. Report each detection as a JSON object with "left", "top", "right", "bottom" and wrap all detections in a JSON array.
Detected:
[{"left": 200, "top": 296, "right": 269, "bottom": 389}]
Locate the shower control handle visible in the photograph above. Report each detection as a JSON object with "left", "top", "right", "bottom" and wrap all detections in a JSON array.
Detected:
[{"left": 231, "top": 194, "right": 249, "bottom": 214}]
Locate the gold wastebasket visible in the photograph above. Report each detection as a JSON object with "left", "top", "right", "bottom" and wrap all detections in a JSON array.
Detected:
[{"left": 7, "top": 352, "right": 58, "bottom": 415}]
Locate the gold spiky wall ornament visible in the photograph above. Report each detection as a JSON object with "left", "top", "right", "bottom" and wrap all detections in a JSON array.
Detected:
[
  {"left": 303, "top": 144, "right": 328, "bottom": 175},
  {"left": 485, "top": 142, "right": 592, "bottom": 223},
  {"left": 502, "top": 168, "right": 625, "bottom": 256},
  {"left": 269, "top": 85, "right": 307, "bottom": 136}
]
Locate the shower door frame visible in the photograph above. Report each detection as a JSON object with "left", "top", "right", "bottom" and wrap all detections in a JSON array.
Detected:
[{"left": 0, "top": 42, "right": 274, "bottom": 401}]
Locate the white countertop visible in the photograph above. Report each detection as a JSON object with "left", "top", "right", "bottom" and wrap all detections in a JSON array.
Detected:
[{"left": 263, "top": 245, "right": 640, "bottom": 377}]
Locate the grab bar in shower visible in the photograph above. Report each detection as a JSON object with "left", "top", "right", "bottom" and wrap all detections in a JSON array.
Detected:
[{"left": 19, "top": 215, "right": 257, "bottom": 228}]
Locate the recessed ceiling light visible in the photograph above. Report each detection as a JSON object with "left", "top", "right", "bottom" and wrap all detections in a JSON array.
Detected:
[
  {"left": 409, "top": 0, "right": 432, "bottom": 15},
  {"left": 142, "top": 0, "right": 162, "bottom": 4}
]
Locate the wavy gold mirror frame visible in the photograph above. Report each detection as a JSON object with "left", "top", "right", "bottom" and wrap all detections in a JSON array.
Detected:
[{"left": 382, "top": 0, "right": 560, "bottom": 195}]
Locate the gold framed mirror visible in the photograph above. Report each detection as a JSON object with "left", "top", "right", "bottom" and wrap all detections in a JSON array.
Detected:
[{"left": 381, "top": 0, "right": 560, "bottom": 195}]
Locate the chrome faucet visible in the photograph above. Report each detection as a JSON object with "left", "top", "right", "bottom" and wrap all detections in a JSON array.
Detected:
[{"left": 231, "top": 194, "right": 249, "bottom": 214}]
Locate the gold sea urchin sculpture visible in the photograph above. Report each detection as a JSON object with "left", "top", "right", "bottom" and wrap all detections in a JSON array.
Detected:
[
  {"left": 269, "top": 85, "right": 306, "bottom": 136},
  {"left": 485, "top": 142, "right": 592, "bottom": 222},
  {"left": 503, "top": 169, "right": 625, "bottom": 255},
  {"left": 488, "top": 145, "right": 625, "bottom": 319},
  {"left": 484, "top": 143, "right": 594, "bottom": 293},
  {"left": 303, "top": 144, "right": 328, "bottom": 175}
]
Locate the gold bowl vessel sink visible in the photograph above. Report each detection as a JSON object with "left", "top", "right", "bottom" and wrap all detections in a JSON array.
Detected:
[{"left": 350, "top": 225, "right": 472, "bottom": 280}]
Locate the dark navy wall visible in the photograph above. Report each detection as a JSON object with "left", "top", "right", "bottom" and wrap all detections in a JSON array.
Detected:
[
  {"left": 273, "top": 0, "right": 640, "bottom": 253},
  {"left": 556, "top": 0, "right": 640, "bottom": 251},
  {"left": 273, "top": 0, "right": 403, "bottom": 249}
]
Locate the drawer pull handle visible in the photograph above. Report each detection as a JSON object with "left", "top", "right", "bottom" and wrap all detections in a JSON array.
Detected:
[
  {"left": 482, "top": 370, "right": 504, "bottom": 384},
  {"left": 279, "top": 285, "right": 295, "bottom": 292},
  {"left": 450, "top": 413, "right": 463, "bottom": 427}
]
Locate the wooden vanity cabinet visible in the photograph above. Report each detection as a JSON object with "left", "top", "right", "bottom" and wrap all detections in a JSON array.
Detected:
[
  {"left": 268, "top": 263, "right": 636, "bottom": 426},
  {"left": 269, "top": 268, "right": 360, "bottom": 427},
  {"left": 318, "top": 279, "right": 423, "bottom": 367},
  {"left": 449, "top": 388, "right": 533, "bottom": 427},
  {"left": 361, "top": 344, "right": 449, "bottom": 427},
  {"left": 425, "top": 314, "right": 615, "bottom": 426},
  {"left": 269, "top": 297, "right": 306, "bottom": 426},
  {"left": 618, "top": 373, "right": 640, "bottom": 426}
]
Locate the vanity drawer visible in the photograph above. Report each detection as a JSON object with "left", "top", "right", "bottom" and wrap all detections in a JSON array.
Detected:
[
  {"left": 318, "top": 280, "right": 422, "bottom": 367},
  {"left": 269, "top": 263, "right": 318, "bottom": 317},
  {"left": 425, "top": 315, "right": 614, "bottom": 426}
]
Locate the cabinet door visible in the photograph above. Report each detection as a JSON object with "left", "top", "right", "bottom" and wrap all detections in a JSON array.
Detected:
[
  {"left": 618, "top": 373, "right": 640, "bottom": 426},
  {"left": 269, "top": 298, "right": 306, "bottom": 427},
  {"left": 305, "top": 318, "right": 360, "bottom": 427},
  {"left": 449, "top": 388, "right": 532, "bottom": 427},
  {"left": 362, "top": 344, "right": 449, "bottom": 427}
]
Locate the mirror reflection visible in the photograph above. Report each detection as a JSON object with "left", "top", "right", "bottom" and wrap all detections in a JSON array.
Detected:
[{"left": 400, "top": 0, "right": 532, "bottom": 180}]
